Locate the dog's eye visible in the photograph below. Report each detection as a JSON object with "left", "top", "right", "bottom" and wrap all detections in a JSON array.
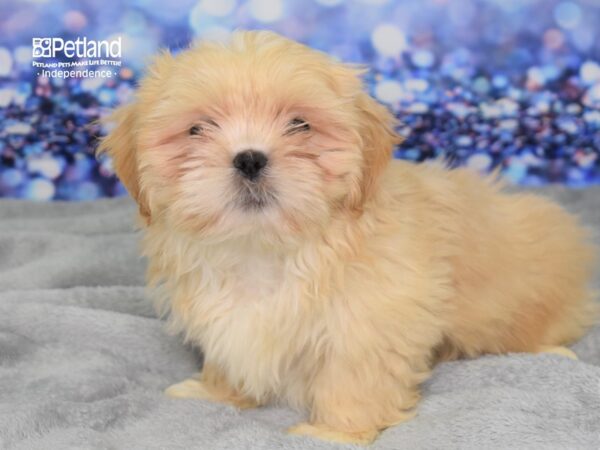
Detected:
[
  {"left": 189, "top": 119, "right": 219, "bottom": 137},
  {"left": 189, "top": 125, "right": 203, "bottom": 136},
  {"left": 285, "top": 117, "right": 310, "bottom": 135}
]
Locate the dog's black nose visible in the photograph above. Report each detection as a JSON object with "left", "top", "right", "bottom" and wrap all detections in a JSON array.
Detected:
[{"left": 233, "top": 150, "right": 268, "bottom": 180}]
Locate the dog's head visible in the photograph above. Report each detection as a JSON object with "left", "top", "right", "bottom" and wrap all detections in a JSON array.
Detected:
[{"left": 99, "top": 31, "right": 400, "bottom": 240}]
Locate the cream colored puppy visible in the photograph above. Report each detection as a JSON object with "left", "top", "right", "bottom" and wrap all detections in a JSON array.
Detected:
[{"left": 99, "top": 31, "right": 597, "bottom": 444}]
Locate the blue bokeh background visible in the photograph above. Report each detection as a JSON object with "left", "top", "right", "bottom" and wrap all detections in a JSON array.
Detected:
[{"left": 1, "top": 0, "right": 599, "bottom": 200}]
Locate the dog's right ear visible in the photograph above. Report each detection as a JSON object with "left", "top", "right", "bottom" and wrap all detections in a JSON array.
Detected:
[{"left": 97, "top": 104, "right": 151, "bottom": 224}]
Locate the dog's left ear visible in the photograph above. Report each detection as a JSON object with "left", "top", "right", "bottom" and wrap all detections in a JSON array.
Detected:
[
  {"left": 97, "top": 103, "right": 151, "bottom": 224},
  {"left": 349, "top": 91, "right": 403, "bottom": 211}
]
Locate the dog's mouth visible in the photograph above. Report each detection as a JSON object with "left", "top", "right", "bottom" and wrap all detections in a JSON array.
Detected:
[{"left": 236, "top": 181, "right": 277, "bottom": 211}]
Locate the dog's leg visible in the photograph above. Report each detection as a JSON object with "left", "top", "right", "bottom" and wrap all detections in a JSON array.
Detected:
[
  {"left": 165, "top": 362, "right": 259, "bottom": 409},
  {"left": 288, "top": 354, "right": 424, "bottom": 445}
]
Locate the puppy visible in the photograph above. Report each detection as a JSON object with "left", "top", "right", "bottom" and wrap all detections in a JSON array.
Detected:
[{"left": 99, "top": 31, "right": 597, "bottom": 444}]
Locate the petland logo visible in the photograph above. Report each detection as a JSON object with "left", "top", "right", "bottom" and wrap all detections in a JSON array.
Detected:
[
  {"left": 32, "top": 37, "right": 121, "bottom": 59},
  {"left": 32, "top": 37, "right": 122, "bottom": 79}
]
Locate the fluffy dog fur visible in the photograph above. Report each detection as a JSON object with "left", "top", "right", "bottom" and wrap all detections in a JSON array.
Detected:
[{"left": 98, "top": 31, "right": 598, "bottom": 444}]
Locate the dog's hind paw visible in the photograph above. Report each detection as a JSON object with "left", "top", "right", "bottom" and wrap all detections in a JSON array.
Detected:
[{"left": 536, "top": 345, "right": 578, "bottom": 360}]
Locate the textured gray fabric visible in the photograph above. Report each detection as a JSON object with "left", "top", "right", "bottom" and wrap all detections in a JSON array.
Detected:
[{"left": 1, "top": 187, "right": 599, "bottom": 450}]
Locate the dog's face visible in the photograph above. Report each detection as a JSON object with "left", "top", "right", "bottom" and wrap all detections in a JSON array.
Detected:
[{"left": 100, "top": 31, "right": 399, "bottom": 240}]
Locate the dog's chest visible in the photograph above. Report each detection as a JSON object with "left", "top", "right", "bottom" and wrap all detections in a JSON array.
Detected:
[
  {"left": 193, "top": 249, "right": 287, "bottom": 319},
  {"left": 226, "top": 251, "right": 283, "bottom": 299},
  {"left": 183, "top": 247, "right": 317, "bottom": 398}
]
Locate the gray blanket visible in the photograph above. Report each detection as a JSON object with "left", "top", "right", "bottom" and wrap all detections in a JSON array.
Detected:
[{"left": 1, "top": 187, "right": 600, "bottom": 450}]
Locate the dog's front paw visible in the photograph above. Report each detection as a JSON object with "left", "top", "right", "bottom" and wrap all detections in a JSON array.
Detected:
[
  {"left": 287, "top": 422, "right": 379, "bottom": 445},
  {"left": 165, "top": 377, "right": 211, "bottom": 399},
  {"left": 165, "top": 376, "right": 259, "bottom": 409}
]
